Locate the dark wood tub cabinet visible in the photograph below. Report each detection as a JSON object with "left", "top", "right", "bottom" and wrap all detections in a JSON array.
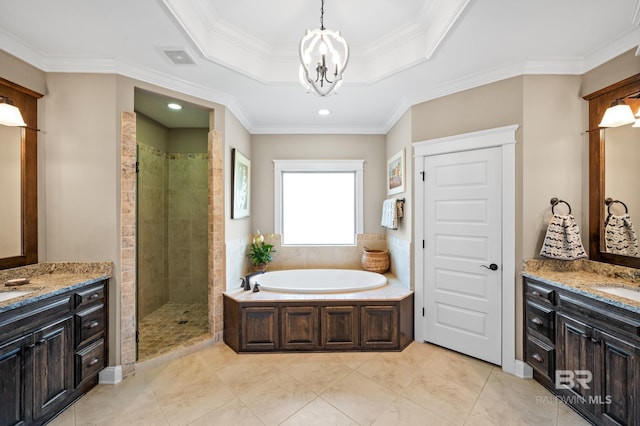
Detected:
[{"left": 223, "top": 292, "right": 413, "bottom": 353}]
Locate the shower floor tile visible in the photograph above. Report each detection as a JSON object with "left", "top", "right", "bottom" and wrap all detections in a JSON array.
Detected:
[{"left": 137, "top": 302, "right": 210, "bottom": 362}]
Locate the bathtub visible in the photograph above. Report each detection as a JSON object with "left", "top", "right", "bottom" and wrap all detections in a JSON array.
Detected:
[{"left": 249, "top": 269, "right": 387, "bottom": 293}]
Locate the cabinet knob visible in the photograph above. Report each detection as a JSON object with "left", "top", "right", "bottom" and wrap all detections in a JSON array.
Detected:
[
  {"left": 531, "top": 291, "right": 541, "bottom": 297},
  {"left": 531, "top": 317, "right": 543, "bottom": 326},
  {"left": 532, "top": 353, "right": 543, "bottom": 363},
  {"left": 88, "top": 357, "right": 100, "bottom": 367},
  {"left": 88, "top": 293, "right": 100, "bottom": 300},
  {"left": 87, "top": 320, "right": 100, "bottom": 329},
  {"left": 590, "top": 337, "right": 601, "bottom": 345}
]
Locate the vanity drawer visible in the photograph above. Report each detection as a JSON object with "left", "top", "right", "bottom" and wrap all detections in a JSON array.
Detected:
[
  {"left": 75, "top": 304, "right": 105, "bottom": 347},
  {"left": 75, "top": 338, "right": 105, "bottom": 386},
  {"left": 525, "top": 280, "right": 556, "bottom": 305},
  {"left": 74, "top": 283, "right": 105, "bottom": 309},
  {"left": 525, "top": 335, "right": 554, "bottom": 381},
  {"left": 525, "top": 301, "right": 555, "bottom": 343}
]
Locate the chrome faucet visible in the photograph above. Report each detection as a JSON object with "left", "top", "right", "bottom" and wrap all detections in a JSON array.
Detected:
[{"left": 241, "top": 270, "right": 264, "bottom": 291}]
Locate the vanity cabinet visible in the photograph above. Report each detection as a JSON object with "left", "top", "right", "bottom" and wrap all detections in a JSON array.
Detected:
[
  {"left": 0, "top": 279, "right": 108, "bottom": 426},
  {"left": 523, "top": 277, "right": 640, "bottom": 425},
  {"left": 224, "top": 294, "right": 413, "bottom": 353}
]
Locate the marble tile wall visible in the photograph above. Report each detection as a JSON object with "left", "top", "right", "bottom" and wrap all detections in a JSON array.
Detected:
[
  {"left": 387, "top": 234, "right": 411, "bottom": 289},
  {"left": 167, "top": 153, "right": 209, "bottom": 304},
  {"left": 137, "top": 145, "right": 209, "bottom": 312},
  {"left": 137, "top": 143, "right": 168, "bottom": 319}
]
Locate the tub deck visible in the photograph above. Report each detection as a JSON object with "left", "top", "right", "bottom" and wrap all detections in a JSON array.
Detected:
[{"left": 223, "top": 276, "right": 414, "bottom": 353}]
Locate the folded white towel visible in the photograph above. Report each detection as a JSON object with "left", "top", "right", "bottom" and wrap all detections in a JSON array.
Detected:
[
  {"left": 381, "top": 199, "right": 398, "bottom": 230},
  {"left": 540, "top": 214, "right": 587, "bottom": 260},
  {"left": 605, "top": 214, "right": 639, "bottom": 256}
]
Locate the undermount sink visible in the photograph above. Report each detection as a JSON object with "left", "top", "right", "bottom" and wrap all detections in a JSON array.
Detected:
[
  {"left": 0, "top": 290, "right": 33, "bottom": 302},
  {"left": 593, "top": 286, "right": 640, "bottom": 302}
]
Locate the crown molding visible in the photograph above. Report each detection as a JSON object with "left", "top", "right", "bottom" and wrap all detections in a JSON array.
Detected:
[{"left": 161, "top": 0, "right": 470, "bottom": 86}]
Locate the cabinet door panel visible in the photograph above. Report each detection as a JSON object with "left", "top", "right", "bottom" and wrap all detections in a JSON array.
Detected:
[
  {"left": 32, "top": 316, "right": 73, "bottom": 421},
  {"left": 281, "top": 306, "right": 320, "bottom": 350},
  {"left": 0, "top": 335, "right": 31, "bottom": 426},
  {"left": 556, "top": 314, "right": 597, "bottom": 419},
  {"left": 241, "top": 307, "right": 278, "bottom": 351},
  {"left": 322, "top": 306, "right": 358, "bottom": 349},
  {"left": 598, "top": 330, "right": 639, "bottom": 426},
  {"left": 361, "top": 305, "right": 398, "bottom": 349}
]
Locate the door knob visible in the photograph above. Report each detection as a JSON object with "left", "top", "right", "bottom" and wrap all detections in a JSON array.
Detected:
[{"left": 481, "top": 263, "right": 499, "bottom": 271}]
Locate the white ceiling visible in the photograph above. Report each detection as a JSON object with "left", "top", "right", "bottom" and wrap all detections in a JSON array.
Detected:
[{"left": 1, "top": 0, "right": 639, "bottom": 133}]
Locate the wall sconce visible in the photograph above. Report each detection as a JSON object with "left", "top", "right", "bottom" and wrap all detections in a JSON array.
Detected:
[
  {"left": 0, "top": 96, "right": 27, "bottom": 127},
  {"left": 599, "top": 99, "right": 636, "bottom": 127}
]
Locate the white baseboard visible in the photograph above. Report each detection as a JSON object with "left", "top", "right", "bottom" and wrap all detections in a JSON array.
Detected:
[
  {"left": 513, "top": 360, "right": 533, "bottom": 378},
  {"left": 99, "top": 366, "right": 123, "bottom": 384}
]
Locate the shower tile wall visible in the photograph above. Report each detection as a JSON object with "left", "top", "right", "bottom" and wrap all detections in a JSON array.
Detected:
[
  {"left": 138, "top": 143, "right": 168, "bottom": 319},
  {"left": 137, "top": 144, "right": 209, "bottom": 320},
  {"left": 168, "top": 152, "right": 209, "bottom": 304}
]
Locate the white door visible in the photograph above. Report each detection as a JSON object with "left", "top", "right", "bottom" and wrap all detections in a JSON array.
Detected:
[{"left": 423, "top": 146, "right": 502, "bottom": 365}]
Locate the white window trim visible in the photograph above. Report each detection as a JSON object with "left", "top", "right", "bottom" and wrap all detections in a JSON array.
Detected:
[{"left": 274, "top": 159, "right": 365, "bottom": 244}]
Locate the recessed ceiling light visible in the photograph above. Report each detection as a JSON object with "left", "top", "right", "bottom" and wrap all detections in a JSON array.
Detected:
[
  {"left": 167, "top": 103, "right": 182, "bottom": 110},
  {"left": 318, "top": 109, "right": 331, "bottom": 116}
]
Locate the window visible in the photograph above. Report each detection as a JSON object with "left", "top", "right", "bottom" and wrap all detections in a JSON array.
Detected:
[{"left": 274, "top": 160, "right": 364, "bottom": 245}]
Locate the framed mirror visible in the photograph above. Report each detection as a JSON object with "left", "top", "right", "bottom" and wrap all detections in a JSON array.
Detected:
[
  {"left": 0, "top": 77, "right": 41, "bottom": 270},
  {"left": 584, "top": 73, "right": 640, "bottom": 269}
]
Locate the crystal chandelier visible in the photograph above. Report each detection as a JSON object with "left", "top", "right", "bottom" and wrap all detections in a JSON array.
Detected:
[{"left": 298, "top": 0, "right": 349, "bottom": 97}]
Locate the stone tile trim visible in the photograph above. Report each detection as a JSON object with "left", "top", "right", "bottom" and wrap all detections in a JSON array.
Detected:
[
  {"left": 120, "top": 111, "right": 137, "bottom": 377},
  {"left": 209, "top": 130, "right": 225, "bottom": 342}
]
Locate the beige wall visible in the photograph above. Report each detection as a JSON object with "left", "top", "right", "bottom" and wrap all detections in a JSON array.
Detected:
[
  {"left": 522, "top": 75, "right": 586, "bottom": 260},
  {"left": 224, "top": 111, "right": 252, "bottom": 242},
  {"left": 581, "top": 49, "right": 640, "bottom": 98},
  {"left": 385, "top": 111, "right": 412, "bottom": 241},
  {"left": 250, "top": 134, "right": 387, "bottom": 234}
]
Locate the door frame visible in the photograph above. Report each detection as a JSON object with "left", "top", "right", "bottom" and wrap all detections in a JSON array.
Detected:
[{"left": 413, "top": 124, "right": 526, "bottom": 376}]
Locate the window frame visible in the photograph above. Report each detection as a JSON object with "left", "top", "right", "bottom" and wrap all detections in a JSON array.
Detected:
[{"left": 274, "top": 159, "right": 364, "bottom": 246}]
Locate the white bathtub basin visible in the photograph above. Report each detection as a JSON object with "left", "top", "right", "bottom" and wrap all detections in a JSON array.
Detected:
[
  {"left": 250, "top": 269, "right": 387, "bottom": 293},
  {"left": 593, "top": 286, "right": 640, "bottom": 302},
  {"left": 0, "top": 290, "right": 33, "bottom": 302}
]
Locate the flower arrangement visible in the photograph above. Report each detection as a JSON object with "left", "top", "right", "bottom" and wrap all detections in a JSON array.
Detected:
[{"left": 247, "top": 231, "right": 276, "bottom": 269}]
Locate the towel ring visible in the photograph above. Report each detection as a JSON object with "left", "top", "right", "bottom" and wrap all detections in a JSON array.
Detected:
[
  {"left": 550, "top": 197, "right": 571, "bottom": 215},
  {"left": 605, "top": 198, "right": 628, "bottom": 215}
]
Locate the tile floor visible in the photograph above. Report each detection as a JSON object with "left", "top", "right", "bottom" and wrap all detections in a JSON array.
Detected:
[
  {"left": 50, "top": 341, "right": 589, "bottom": 426},
  {"left": 137, "top": 303, "right": 210, "bottom": 362}
]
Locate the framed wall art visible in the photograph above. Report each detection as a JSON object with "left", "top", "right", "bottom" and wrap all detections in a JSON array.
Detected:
[
  {"left": 387, "top": 149, "right": 405, "bottom": 195},
  {"left": 231, "top": 148, "right": 250, "bottom": 218}
]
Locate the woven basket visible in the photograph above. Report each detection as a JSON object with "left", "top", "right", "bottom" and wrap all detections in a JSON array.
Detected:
[{"left": 361, "top": 249, "right": 390, "bottom": 273}]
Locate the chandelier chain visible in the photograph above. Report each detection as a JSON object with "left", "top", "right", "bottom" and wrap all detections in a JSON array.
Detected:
[{"left": 320, "top": 0, "right": 325, "bottom": 30}]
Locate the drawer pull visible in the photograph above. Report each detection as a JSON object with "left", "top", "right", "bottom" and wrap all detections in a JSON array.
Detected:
[
  {"left": 531, "top": 291, "right": 541, "bottom": 297},
  {"left": 531, "top": 353, "right": 544, "bottom": 363},
  {"left": 88, "top": 293, "right": 100, "bottom": 300},
  {"left": 531, "top": 317, "right": 543, "bottom": 326},
  {"left": 87, "top": 320, "right": 100, "bottom": 329},
  {"left": 88, "top": 357, "right": 100, "bottom": 367}
]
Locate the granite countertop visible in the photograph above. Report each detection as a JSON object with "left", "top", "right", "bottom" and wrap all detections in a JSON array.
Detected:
[
  {"left": 0, "top": 262, "right": 113, "bottom": 313},
  {"left": 225, "top": 274, "right": 412, "bottom": 302},
  {"left": 523, "top": 259, "right": 640, "bottom": 313}
]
